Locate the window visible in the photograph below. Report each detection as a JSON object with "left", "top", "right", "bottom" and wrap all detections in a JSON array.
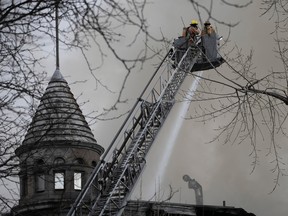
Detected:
[
  {"left": 54, "top": 157, "right": 65, "bottom": 165},
  {"left": 91, "top": 161, "right": 97, "bottom": 167},
  {"left": 36, "top": 174, "right": 45, "bottom": 192},
  {"left": 74, "top": 172, "right": 82, "bottom": 190},
  {"left": 20, "top": 175, "right": 28, "bottom": 197},
  {"left": 54, "top": 172, "right": 65, "bottom": 190}
]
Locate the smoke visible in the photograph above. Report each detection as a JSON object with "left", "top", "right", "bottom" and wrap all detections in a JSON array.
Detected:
[{"left": 36, "top": 1, "right": 288, "bottom": 216}]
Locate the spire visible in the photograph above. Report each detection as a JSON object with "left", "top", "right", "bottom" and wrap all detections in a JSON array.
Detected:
[
  {"left": 55, "top": 0, "right": 60, "bottom": 69},
  {"left": 20, "top": 69, "right": 101, "bottom": 151},
  {"left": 17, "top": 1, "right": 103, "bottom": 154}
]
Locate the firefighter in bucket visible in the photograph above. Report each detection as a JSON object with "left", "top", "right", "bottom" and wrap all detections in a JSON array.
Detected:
[{"left": 172, "top": 19, "right": 223, "bottom": 71}]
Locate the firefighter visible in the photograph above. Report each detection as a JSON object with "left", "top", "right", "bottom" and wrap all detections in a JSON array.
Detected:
[
  {"left": 182, "top": 19, "right": 200, "bottom": 45},
  {"left": 201, "top": 20, "right": 216, "bottom": 36},
  {"left": 201, "top": 20, "right": 219, "bottom": 61}
]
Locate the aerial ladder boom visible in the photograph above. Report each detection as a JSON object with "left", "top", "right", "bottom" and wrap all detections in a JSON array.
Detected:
[{"left": 67, "top": 44, "right": 201, "bottom": 216}]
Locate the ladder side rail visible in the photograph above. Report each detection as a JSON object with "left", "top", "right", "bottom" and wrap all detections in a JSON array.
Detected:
[
  {"left": 156, "top": 46, "right": 193, "bottom": 102},
  {"left": 142, "top": 47, "right": 191, "bottom": 106},
  {"left": 139, "top": 49, "right": 173, "bottom": 101},
  {"left": 118, "top": 101, "right": 163, "bottom": 169},
  {"left": 142, "top": 49, "right": 175, "bottom": 101},
  {"left": 104, "top": 112, "right": 144, "bottom": 178},
  {"left": 97, "top": 164, "right": 134, "bottom": 215}
]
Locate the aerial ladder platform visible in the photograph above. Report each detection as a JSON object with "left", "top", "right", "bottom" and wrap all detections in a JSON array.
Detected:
[{"left": 67, "top": 35, "right": 223, "bottom": 216}]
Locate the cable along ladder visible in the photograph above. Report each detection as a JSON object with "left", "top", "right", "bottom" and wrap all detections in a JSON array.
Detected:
[{"left": 67, "top": 45, "right": 201, "bottom": 216}]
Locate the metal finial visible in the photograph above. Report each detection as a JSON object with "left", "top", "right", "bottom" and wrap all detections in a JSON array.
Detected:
[{"left": 55, "top": 0, "right": 60, "bottom": 69}]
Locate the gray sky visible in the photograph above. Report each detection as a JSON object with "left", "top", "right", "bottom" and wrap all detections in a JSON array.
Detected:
[{"left": 40, "top": 1, "right": 288, "bottom": 216}]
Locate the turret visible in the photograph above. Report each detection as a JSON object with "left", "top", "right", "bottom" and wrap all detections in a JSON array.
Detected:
[{"left": 13, "top": 69, "right": 104, "bottom": 216}]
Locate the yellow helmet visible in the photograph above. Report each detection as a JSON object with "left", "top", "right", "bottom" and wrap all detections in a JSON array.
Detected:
[{"left": 191, "top": 19, "right": 198, "bottom": 25}]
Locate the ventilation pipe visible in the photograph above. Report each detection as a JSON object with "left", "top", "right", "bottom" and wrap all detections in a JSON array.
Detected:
[{"left": 183, "top": 174, "right": 203, "bottom": 205}]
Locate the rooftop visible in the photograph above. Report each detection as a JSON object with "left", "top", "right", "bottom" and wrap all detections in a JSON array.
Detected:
[{"left": 17, "top": 69, "right": 103, "bottom": 154}]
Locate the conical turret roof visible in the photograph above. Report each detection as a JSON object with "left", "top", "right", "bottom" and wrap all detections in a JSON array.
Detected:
[{"left": 21, "top": 69, "right": 101, "bottom": 151}]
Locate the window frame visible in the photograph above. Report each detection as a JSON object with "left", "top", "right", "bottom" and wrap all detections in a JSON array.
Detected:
[
  {"left": 54, "top": 171, "right": 65, "bottom": 190},
  {"left": 35, "top": 173, "right": 45, "bottom": 192},
  {"left": 74, "top": 171, "right": 83, "bottom": 191},
  {"left": 20, "top": 174, "right": 28, "bottom": 197}
]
